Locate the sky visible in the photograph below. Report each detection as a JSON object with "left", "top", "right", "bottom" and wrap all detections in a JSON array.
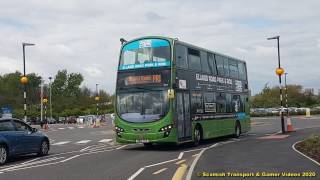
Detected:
[{"left": 0, "top": 0, "right": 319, "bottom": 95}]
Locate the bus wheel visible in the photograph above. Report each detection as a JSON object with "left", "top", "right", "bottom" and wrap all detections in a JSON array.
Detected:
[
  {"left": 234, "top": 122, "right": 241, "bottom": 138},
  {"left": 143, "top": 143, "right": 153, "bottom": 147},
  {"left": 194, "top": 126, "right": 201, "bottom": 146}
]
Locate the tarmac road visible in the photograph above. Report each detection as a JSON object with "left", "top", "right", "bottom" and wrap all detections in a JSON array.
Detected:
[{"left": 0, "top": 115, "right": 319, "bottom": 180}]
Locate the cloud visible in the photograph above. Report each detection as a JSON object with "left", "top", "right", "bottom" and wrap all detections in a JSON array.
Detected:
[
  {"left": 0, "top": 0, "right": 320, "bottom": 94},
  {"left": 0, "top": 56, "right": 19, "bottom": 73},
  {"left": 83, "top": 66, "right": 103, "bottom": 78}
]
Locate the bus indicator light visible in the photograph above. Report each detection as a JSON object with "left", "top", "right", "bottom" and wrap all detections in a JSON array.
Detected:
[{"left": 167, "top": 89, "right": 175, "bottom": 99}]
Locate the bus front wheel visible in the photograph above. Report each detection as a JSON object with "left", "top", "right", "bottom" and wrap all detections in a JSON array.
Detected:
[{"left": 193, "top": 126, "right": 201, "bottom": 146}]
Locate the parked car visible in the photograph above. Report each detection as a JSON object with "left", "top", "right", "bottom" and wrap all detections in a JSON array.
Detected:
[
  {"left": 110, "top": 113, "right": 115, "bottom": 120},
  {"left": 0, "top": 118, "right": 50, "bottom": 165},
  {"left": 66, "top": 116, "right": 77, "bottom": 124},
  {"left": 47, "top": 118, "right": 57, "bottom": 124}
]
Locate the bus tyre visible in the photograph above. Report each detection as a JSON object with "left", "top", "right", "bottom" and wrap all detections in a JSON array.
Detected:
[
  {"left": 193, "top": 127, "right": 201, "bottom": 146},
  {"left": 0, "top": 145, "right": 8, "bottom": 165},
  {"left": 234, "top": 122, "right": 241, "bottom": 138}
]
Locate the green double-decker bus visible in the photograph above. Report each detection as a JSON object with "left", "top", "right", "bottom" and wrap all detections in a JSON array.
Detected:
[{"left": 115, "top": 36, "right": 250, "bottom": 146}]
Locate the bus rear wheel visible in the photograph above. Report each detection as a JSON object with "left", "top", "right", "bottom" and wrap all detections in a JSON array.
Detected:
[{"left": 193, "top": 126, "right": 201, "bottom": 146}]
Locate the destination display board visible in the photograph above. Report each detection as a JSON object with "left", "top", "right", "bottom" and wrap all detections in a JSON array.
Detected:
[
  {"left": 125, "top": 74, "right": 161, "bottom": 85},
  {"left": 117, "top": 69, "right": 170, "bottom": 88}
]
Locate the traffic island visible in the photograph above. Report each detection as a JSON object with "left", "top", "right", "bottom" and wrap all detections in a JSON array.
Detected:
[{"left": 295, "top": 134, "right": 320, "bottom": 164}]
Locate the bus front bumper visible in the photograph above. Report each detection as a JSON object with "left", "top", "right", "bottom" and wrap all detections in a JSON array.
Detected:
[{"left": 115, "top": 130, "right": 177, "bottom": 144}]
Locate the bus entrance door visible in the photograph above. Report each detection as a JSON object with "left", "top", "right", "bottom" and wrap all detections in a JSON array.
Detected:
[{"left": 176, "top": 92, "right": 192, "bottom": 141}]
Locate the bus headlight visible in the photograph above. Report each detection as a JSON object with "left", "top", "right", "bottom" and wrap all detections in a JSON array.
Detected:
[
  {"left": 159, "top": 124, "right": 173, "bottom": 132},
  {"left": 115, "top": 126, "right": 124, "bottom": 132}
]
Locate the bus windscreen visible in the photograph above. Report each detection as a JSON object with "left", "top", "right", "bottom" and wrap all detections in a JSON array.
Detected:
[{"left": 119, "top": 39, "right": 171, "bottom": 70}]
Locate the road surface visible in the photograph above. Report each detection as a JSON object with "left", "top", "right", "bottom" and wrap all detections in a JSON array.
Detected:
[{"left": 1, "top": 115, "right": 319, "bottom": 180}]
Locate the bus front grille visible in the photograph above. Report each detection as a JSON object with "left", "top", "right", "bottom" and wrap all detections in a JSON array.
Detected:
[{"left": 133, "top": 128, "right": 150, "bottom": 132}]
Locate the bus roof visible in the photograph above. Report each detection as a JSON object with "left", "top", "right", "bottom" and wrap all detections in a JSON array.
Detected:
[{"left": 122, "top": 36, "right": 246, "bottom": 64}]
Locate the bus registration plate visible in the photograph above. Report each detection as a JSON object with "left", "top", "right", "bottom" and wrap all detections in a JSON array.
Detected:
[{"left": 136, "top": 135, "right": 149, "bottom": 143}]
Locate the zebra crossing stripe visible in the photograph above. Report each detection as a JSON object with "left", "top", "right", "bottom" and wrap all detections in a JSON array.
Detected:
[
  {"left": 52, "top": 141, "right": 71, "bottom": 145},
  {"left": 76, "top": 140, "right": 92, "bottom": 144},
  {"left": 98, "top": 139, "right": 113, "bottom": 143}
]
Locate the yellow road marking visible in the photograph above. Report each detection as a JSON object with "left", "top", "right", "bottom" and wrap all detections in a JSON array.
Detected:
[
  {"left": 172, "top": 164, "right": 188, "bottom": 180},
  {"left": 153, "top": 168, "right": 167, "bottom": 175},
  {"left": 192, "top": 154, "right": 199, "bottom": 157},
  {"left": 175, "top": 159, "right": 186, "bottom": 165}
]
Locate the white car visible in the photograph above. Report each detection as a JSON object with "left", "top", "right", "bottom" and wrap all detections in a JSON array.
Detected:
[{"left": 110, "top": 113, "right": 115, "bottom": 120}]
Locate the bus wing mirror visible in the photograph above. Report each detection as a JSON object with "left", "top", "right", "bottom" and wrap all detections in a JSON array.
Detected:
[{"left": 167, "top": 89, "right": 175, "bottom": 99}]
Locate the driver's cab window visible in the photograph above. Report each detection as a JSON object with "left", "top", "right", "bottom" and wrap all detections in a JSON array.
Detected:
[{"left": 13, "top": 121, "right": 31, "bottom": 132}]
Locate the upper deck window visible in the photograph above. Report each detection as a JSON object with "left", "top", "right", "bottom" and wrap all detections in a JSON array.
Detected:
[
  {"left": 119, "top": 39, "right": 171, "bottom": 70},
  {"left": 238, "top": 62, "right": 247, "bottom": 80},
  {"left": 216, "top": 55, "right": 224, "bottom": 76},
  {"left": 175, "top": 44, "right": 188, "bottom": 69},
  {"left": 188, "top": 48, "right": 201, "bottom": 71}
]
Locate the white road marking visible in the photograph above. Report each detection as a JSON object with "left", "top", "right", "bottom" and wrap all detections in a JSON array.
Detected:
[
  {"left": 58, "top": 128, "right": 65, "bottom": 130},
  {"left": 292, "top": 141, "right": 320, "bottom": 166},
  {"left": 128, "top": 148, "right": 185, "bottom": 179},
  {"left": 178, "top": 152, "right": 184, "bottom": 159},
  {"left": 116, "top": 145, "right": 128, "bottom": 149},
  {"left": 0, "top": 157, "right": 65, "bottom": 171},
  {"left": 0, "top": 144, "right": 126, "bottom": 174},
  {"left": 98, "top": 139, "right": 113, "bottom": 143},
  {"left": 78, "top": 126, "right": 84, "bottom": 129},
  {"left": 68, "top": 127, "right": 75, "bottom": 129},
  {"left": 80, "top": 145, "right": 95, "bottom": 152},
  {"left": 52, "top": 141, "right": 71, "bottom": 145},
  {"left": 186, "top": 143, "right": 219, "bottom": 180},
  {"left": 60, "top": 155, "right": 80, "bottom": 163},
  {"left": 76, "top": 140, "right": 92, "bottom": 144},
  {"left": 21, "top": 157, "right": 41, "bottom": 164},
  {"left": 128, "top": 168, "right": 145, "bottom": 180}
]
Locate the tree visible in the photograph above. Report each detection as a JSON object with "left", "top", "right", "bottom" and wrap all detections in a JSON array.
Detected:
[
  {"left": 251, "top": 84, "right": 318, "bottom": 108},
  {"left": 1, "top": 70, "right": 114, "bottom": 118}
]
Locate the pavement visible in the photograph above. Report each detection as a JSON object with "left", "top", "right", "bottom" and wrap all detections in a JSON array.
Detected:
[{"left": 0, "top": 115, "right": 319, "bottom": 180}]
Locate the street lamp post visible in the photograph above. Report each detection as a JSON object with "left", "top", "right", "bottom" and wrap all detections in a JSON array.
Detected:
[
  {"left": 21, "top": 42, "right": 35, "bottom": 122},
  {"left": 43, "top": 98, "right": 48, "bottom": 121},
  {"left": 284, "top": 73, "right": 289, "bottom": 117},
  {"left": 267, "top": 36, "right": 286, "bottom": 133},
  {"left": 49, "top": 77, "right": 53, "bottom": 120},
  {"left": 95, "top": 84, "right": 100, "bottom": 116}
]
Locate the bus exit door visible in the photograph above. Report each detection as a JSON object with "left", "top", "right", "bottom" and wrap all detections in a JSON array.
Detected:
[{"left": 176, "top": 92, "right": 192, "bottom": 141}]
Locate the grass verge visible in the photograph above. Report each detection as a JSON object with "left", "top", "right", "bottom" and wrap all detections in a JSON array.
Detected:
[{"left": 295, "top": 134, "right": 320, "bottom": 163}]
